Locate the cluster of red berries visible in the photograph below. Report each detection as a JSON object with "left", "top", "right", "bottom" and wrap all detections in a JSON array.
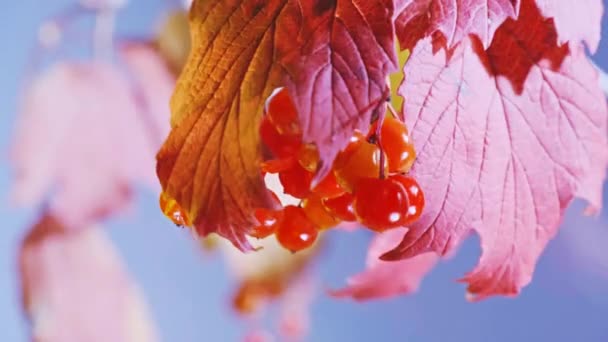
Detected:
[{"left": 254, "top": 88, "right": 425, "bottom": 253}]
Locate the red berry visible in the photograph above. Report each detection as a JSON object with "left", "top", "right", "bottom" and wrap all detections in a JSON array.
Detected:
[
  {"left": 259, "top": 116, "right": 301, "bottom": 158},
  {"left": 279, "top": 163, "right": 314, "bottom": 199},
  {"left": 250, "top": 208, "right": 282, "bottom": 239},
  {"left": 260, "top": 157, "right": 296, "bottom": 174},
  {"left": 275, "top": 206, "right": 319, "bottom": 252},
  {"left": 312, "top": 171, "right": 345, "bottom": 199},
  {"left": 333, "top": 137, "right": 388, "bottom": 193},
  {"left": 303, "top": 195, "right": 340, "bottom": 229},
  {"left": 369, "top": 116, "right": 416, "bottom": 173},
  {"left": 266, "top": 88, "right": 301, "bottom": 135},
  {"left": 322, "top": 193, "right": 356, "bottom": 222},
  {"left": 390, "top": 174, "right": 425, "bottom": 224},
  {"left": 353, "top": 177, "right": 409, "bottom": 232}
]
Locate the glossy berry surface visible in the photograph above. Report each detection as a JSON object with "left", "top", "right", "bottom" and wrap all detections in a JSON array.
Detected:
[
  {"left": 312, "top": 171, "right": 345, "bottom": 199},
  {"left": 390, "top": 174, "right": 425, "bottom": 225},
  {"left": 250, "top": 208, "right": 283, "bottom": 239},
  {"left": 322, "top": 193, "right": 356, "bottom": 222},
  {"left": 259, "top": 116, "right": 301, "bottom": 159},
  {"left": 297, "top": 143, "right": 320, "bottom": 172},
  {"left": 370, "top": 116, "right": 416, "bottom": 173},
  {"left": 279, "top": 163, "right": 314, "bottom": 199},
  {"left": 333, "top": 139, "right": 388, "bottom": 193},
  {"left": 266, "top": 88, "right": 301, "bottom": 135},
  {"left": 302, "top": 195, "right": 340, "bottom": 229},
  {"left": 275, "top": 206, "right": 319, "bottom": 252},
  {"left": 353, "top": 177, "right": 409, "bottom": 232}
]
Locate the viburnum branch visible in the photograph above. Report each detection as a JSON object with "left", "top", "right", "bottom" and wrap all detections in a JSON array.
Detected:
[
  {"left": 375, "top": 105, "right": 387, "bottom": 180},
  {"left": 386, "top": 101, "right": 403, "bottom": 122}
]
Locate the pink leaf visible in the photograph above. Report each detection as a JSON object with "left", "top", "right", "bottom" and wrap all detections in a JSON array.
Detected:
[
  {"left": 80, "top": 0, "right": 127, "bottom": 10},
  {"left": 276, "top": 0, "right": 398, "bottom": 176},
  {"left": 331, "top": 229, "right": 438, "bottom": 300},
  {"left": 383, "top": 0, "right": 608, "bottom": 299},
  {"left": 243, "top": 330, "right": 274, "bottom": 342},
  {"left": 535, "top": 0, "right": 603, "bottom": 53},
  {"left": 19, "top": 216, "right": 158, "bottom": 342},
  {"left": 10, "top": 62, "right": 157, "bottom": 228},
  {"left": 277, "top": 273, "right": 315, "bottom": 341},
  {"left": 119, "top": 42, "right": 173, "bottom": 149},
  {"left": 394, "top": 0, "right": 520, "bottom": 50}
]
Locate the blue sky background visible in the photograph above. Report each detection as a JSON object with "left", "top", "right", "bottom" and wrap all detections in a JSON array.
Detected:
[{"left": 1, "top": 1, "right": 607, "bottom": 341}]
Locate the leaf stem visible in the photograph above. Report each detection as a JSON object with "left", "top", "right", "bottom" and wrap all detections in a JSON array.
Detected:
[
  {"left": 376, "top": 105, "right": 386, "bottom": 180},
  {"left": 387, "top": 101, "right": 403, "bottom": 122}
]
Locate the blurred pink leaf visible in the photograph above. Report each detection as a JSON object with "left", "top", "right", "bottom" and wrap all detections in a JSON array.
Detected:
[
  {"left": 535, "top": 0, "right": 603, "bottom": 53},
  {"left": 331, "top": 229, "right": 438, "bottom": 300},
  {"left": 394, "top": 0, "right": 520, "bottom": 50},
  {"left": 243, "top": 330, "right": 274, "bottom": 342},
  {"left": 277, "top": 273, "right": 315, "bottom": 341},
  {"left": 80, "top": 0, "right": 127, "bottom": 10},
  {"left": 11, "top": 62, "right": 159, "bottom": 228},
  {"left": 383, "top": 1, "right": 607, "bottom": 299},
  {"left": 19, "top": 216, "right": 158, "bottom": 342},
  {"left": 560, "top": 203, "right": 608, "bottom": 280},
  {"left": 119, "top": 42, "right": 173, "bottom": 147}
]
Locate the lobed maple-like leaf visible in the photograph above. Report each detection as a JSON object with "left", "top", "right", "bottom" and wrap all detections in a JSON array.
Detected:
[
  {"left": 383, "top": 0, "right": 608, "bottom": 300},
  {"left": 535, "top": 0, "right": 603, "bottom": 53},
  {"left": 394, "top": 0, "right": 520, "bottom": 50},
  {"left": 19, "top": 216, "right": 158, "bottom": 342},
  {"left": 275, "top": 0, "right": 398, "bottom": 176},
  {"left": 11, "top": 62, "right": 157, "bottom": 228},
  {"left": 331, "top": 229, "right": 438, "bottom": 300},
  {"left": 156, "top": 0, "right": 289, "bottom": 251}
]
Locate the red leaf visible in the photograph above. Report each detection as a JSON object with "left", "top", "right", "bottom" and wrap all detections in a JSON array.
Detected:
[
  {"left": 535, "top": 0, "right": 603, "bottom": 53},
  {"left": 482, "top": 0, "right": 569, "bottom": 93},
  {"left": 331, "top": 229, "right": 438, "bottom": 300},
  {"left": 384, "top": 0, "right": 608, "bottom": 299},
  {"left": 394, "top": 0, "right": 520, "bottom": 50},
  {"left": 19, "top": 216, "right": 158, "bottom": 342},
  {"left": 276, "top": 0, "right": 398, "bottom": 175},
  {"left": 11, "top": 62, "right": 158, "bottom": 228}
]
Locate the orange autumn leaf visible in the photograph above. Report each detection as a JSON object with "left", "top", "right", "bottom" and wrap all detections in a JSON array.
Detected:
[{"left": 156, "top": 0, "right": 288, "bottom": 251}]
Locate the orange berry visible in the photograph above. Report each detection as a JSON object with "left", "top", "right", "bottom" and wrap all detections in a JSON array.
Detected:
[
  {"left": 232, "top": 282, "right": 263, "bottom": 315},
  {"left": 333, "top": 139, "right": 388, "bottom": 193},
  {"left": 266, "top": 88, "right": 301, "bottom": 135},
  {"left": 390, "top": 174, "right": 425, "bottom": 225},
  {"left": 297, "top": 143, "right": 320, "bottom": 172},
  {"left": 369, "top": 116, "right": 416, "bottom": 173},
  {"left": 159, "top": 191, "right": 191, "bottom": 227},
  {"left": 322, "top": 193, "right": 356, "bottom": 222},
  {"left": 312, "top": 170, "right": 345, "bottom": 199},
  {"left": 302, "top": 195, "right": 340, "bottom": 229},
  {"left": 353, "top": 177, "right": 409, "bottom": 232},
  {"left": 275, "top": 206, "right": 318, "bottom": 252}
]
